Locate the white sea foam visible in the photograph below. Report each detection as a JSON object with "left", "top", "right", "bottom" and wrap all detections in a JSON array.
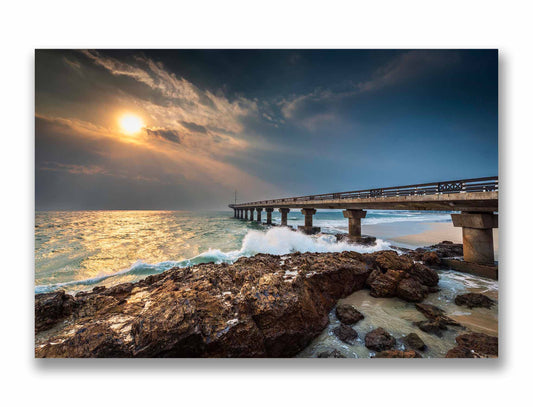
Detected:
[{"left": 35, "top": 227, "right": 391, "bottom": 294}]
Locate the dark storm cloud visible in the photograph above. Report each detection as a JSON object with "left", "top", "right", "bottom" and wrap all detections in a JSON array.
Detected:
[
  {"left": 35, "top": 49, "right": 498, "bottom": 209},
  {"left": 145, "top": 128, "right": 182, "bottom": 144}
]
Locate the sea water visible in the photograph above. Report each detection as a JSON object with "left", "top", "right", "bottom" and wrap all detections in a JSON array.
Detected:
[
  {"left": 35, "top": 209, "right": 498, "bottom": 358},
  {"left": 35, "top": 210, "right": 450, "bottom": 294}
]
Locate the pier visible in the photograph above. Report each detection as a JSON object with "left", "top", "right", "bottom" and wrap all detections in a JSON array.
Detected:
[{"left": 230, "top": 177, "right": 499, "bottom": 266}]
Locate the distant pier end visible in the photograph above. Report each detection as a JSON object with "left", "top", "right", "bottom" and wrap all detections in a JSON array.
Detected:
[{"left": 230, "top": 177, "right": 499, "bottom": 267}]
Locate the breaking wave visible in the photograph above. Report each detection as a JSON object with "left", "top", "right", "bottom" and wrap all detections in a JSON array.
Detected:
[{"left": 35, "top": 227, "right": 391, "bottom": 294}]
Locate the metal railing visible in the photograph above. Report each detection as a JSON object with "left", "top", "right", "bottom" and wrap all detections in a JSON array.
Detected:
[{"left": 230, "top": 176, "right": 498, "bottom": 207}]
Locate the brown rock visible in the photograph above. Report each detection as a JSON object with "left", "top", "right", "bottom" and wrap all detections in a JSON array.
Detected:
[
  {"left": 333, "top": 324, "right": 358, "bottom": 344},
  {"left": 35, "top": 290, "right": 77, "bottom": 333},
  {"left": 396, "top": 278, "right": 428, "bottom": 302},
  {"left": 373, "top": 350, "right": 422, "bottom": 358},
  {"left": 374, "top": 251, "right": 413, "bottom": 272},
  {"left": 365, "top": 327, "right": 396, "bottom": 351},
  {"left": 446, "top": 332, "right": 498, "bottom": 358},
  {"left": 368, "top": 269, "right": 405, "bottom": 297},
  {"left": 455, "top": 293, "right": 495, "bottom": 309},
  {"left": 410, "top": 263, "right": 439, "bottom": 287},
  {"left": 35, "top": 251, "right": 373, "bottom": 358},
  {"left": 402, "top": 333, "right": 426, "bottom": 351},
  {"left": 422, "top": 251, "right": 440, "bottom": 266},
  {"left": 335, "top": 304, "right": 364, "bottom": 324},
  {"left": 415, "top": 320, "right": 447, "bottom": 337}
]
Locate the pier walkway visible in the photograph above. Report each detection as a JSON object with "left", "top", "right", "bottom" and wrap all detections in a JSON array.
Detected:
[{"left": 229, "top": 177, "right": 499, "bottom": 265}]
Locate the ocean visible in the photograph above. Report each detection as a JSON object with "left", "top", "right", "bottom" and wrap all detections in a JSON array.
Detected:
[{"left": 35, "top": 209, "right": 452, "bottom": 294}]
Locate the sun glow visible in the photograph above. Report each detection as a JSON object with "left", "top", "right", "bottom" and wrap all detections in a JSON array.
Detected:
[{"left": 119, "top": 114, "right": 144, "bottom": 134}]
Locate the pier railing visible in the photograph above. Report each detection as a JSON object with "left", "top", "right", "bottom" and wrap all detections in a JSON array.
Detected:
[{"left": 233, "top": 176, "right": 498, "bottom": 207}]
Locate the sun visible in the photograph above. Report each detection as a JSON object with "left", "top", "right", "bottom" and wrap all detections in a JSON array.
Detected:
[{"left": 119, "top": 114, "right": 144, "bottom": 134}]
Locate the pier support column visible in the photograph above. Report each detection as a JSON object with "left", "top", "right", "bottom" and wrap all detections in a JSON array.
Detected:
[
  {"left": 238, "top": 209, "right": 243, "bottom": 219},
  {"left": 298, "top": 208, "right": 320, "bottom": 235},
  {"left": 265, "top": 208, "right": 274, "bottom": 225},
  {"left": 279, "top": 208, "right": 290, "bottom": 226},
  {"left": 343, "top": 209, "right": 367, "bottom": 238},
  {"left": 451, "top": 212, "right": 498, "bottom": 265},
  {"left": 256, "top": 208, "right": 262, "bottom": 223},
  {"left": 244, "top": 209, "right": 249, "bottom": 221}
]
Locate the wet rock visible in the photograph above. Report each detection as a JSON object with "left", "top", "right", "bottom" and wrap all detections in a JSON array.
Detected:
[
  {"left": 317, "top": 349, "right": 346, "bottom": 358},
  {"left": 35, "top": 290, "right": 77, "bottom": 333},
  {"left": 335, "top": 234, "right": 377, "bottom": 246},
  {"left": 422, "top": 251, "right": 440, "bottom": 266},
  {"left": 402, "top": 333, "right": 426, "bottom": 351},
  {"left": 365, "top": 327, "right": 396, "bottom": 352},
  {"left": 35, "top": 251, "right": 373, "bottom": 358},
  {"left": 430, "top": 241, "right": 463, "bottom": 258},
  {"left": 373, "top": 350, "right": 422, "bottom": 358},
  {"left": 415, "top": 320, "right": 448, "bottom": 337},
  {"left": 446, "top": 333, "right": 498, "bottom": 358},
  {"left": 333, "top": 324, "right": 358, "bottom": 344},
  {"left": 455, "top": 293, "right": 495, "bottom": 309},
  {"left": 368, "top": 269, "right": 405, "bottom": 297},
  {"left": 396, "top": 278, "right": 428, "bottom": 302},
  {"left": 415, "top": 303, "right": 461, "bottom": 327},
  {"left": 335, "top": 304, "right": 364, "bottom": 324},
  {"left": 410, "top": 263, "right": 439, "bottom": 287},
  {"left": 374, "top": 251, "right": 413, "bottom": 272}
]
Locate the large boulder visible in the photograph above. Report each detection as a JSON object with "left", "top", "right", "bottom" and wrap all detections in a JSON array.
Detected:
[
  {"left": 455, "top": 293, "right": 495, "bottom": 309},
  {"left": 335, "top": 304, "right": 364, "bottom": 324},
  {"left": 35, "top": 251, "right": 373, "bottom": 358},
  {"left": 421, "top": 251, "right": 440, "bottom": 266},
  {"left": 365, "top": 327, "right": 396, "bottom": 352},
  {"left": 374, "top": 251, "right": 413, "bottom": 272}
]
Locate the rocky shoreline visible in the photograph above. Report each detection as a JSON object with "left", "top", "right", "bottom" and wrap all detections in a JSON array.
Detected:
[{"left": 35, "top": 241, "right": 498, "bottom": 358}]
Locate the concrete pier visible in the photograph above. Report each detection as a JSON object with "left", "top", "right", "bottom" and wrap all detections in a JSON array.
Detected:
[
  {"left": 265, "top": 208, "right": 274, "bottom": 225},
  {"left": 279, "top": 208, "right": 290, "bottom": 226},
  {"left": 256, "top": 208, "right": 262, "bottom": 223},
  {"left": 244, "top": 209, "right": 249, "bottom": 221},
  {"left": 343, "top": 209, "right": 367, "bottom": 238},
  {"left": 298, "top": 208, "right": 320, "bottom": 234},
  {"left": 451, "top": 212, "right": 498, "bottom": 265}
]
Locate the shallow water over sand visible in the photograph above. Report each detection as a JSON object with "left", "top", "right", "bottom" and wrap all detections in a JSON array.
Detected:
[{"left": 298, "top": 269, "right": 498, "bottom": 358}]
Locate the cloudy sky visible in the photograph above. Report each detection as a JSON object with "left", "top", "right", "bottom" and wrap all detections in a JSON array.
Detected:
[{"left": 35, "top": 49, "right": 497, "bottom": 210}]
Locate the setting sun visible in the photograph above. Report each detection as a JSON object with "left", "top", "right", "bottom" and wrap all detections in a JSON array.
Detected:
[{"left": 119, "top": 114, "right": 144, "bottom": 134}]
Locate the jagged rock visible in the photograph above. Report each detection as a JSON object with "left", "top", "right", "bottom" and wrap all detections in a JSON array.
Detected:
[
  {"left": 374, "top": 251, "right": 413, "bottom": 272},
  {"left": 422, "top": 251, "right": 440, "bottom": 266},
  {"left": 415, "top": 303, "right": 446, "bottom": 320},
  {"left": 410, "top": 263, "right": 439, "bottom": 287},
  {"left": 430, "top": 241, "right": 463, "bottom": 258},
  {"left": 35, "top": 251, "right": 373, "bottom": 358},
  {"left": 35, "top": 290, "right": 77, "bottom": 333},
  {"left": 396, "top": 278, "right": 428, "bottom": 302},
  {"left": 335, "top": 304, "right": 364, "bottom": 324},
  {"left": 368, "top": 269, "right": 405, "bottom": 297},
  {"left": 373, "top": 350, "right": 422, "bottom": 358},
  {"left": 365, "top": 327, "right": 396, "bottom": 351},
  {"left": 446, "top": 333, "right": 498, "bottom": 358},
  {"left": 317, "top": 349, "right": 346, "bottom": 358},
  {"left": 455, "top": 293, "right": 496, "bottom": 309},
  {"left": 402, "top": 333, "right": 426, "bottom": 351},
  {"left": 415, "top": 320, "right": 448, "bottom": 337},
  {"left": 333, "top": 324, "right": 358, "bottom": 344}
]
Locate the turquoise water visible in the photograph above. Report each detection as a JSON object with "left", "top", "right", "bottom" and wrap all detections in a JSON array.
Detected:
[{"left": 35, "top": 210, "right": 451, "bottom": 294}]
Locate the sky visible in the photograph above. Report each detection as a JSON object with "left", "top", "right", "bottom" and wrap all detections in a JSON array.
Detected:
[{"left": 35, "top": 49, "right": 498, "bottom": 210}]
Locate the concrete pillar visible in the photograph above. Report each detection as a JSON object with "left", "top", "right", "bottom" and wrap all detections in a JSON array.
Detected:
[
  {"left": 238, "top": 209, "right": 242, "bottom": 219},
  {"left": 233, "top": 209, "right": 237, "bottom": 218},
  {"left": 265, "top": 208, "right": 274, "bottom": 225},
  {"left": 256, "top": 208, "right": 262, "bottom": 223},
  {"left": 298, "top": 208, "right": 320, "bottom": 235},
  {"left": 279, "top": 208, "right": 290, "bottom": 226},
  {"left": 343, "top": 209, "right": 367, "bottom": 238},
  {"left": 244, "top": 208, "right": 249, "bottom": 221},
  {"left": 451, "top": 212, "right": 498, "bottom": 265}
]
